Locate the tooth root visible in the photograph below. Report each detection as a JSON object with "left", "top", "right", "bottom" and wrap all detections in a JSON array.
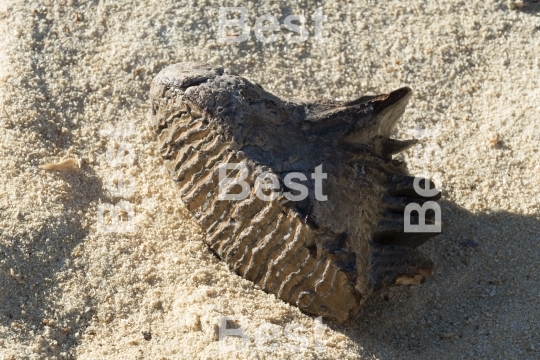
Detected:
[
  {"left": 387, "top": 175, "right": 441, "bottom": 200},
  {"left": 383, "top": 195, "right": 426, "bottom": 212},
  {"left": 372, "top": 213, "right": 438, "bottom": 247},
  {"left": 374, "top": 136, "right": 417, "bottom": 156}
]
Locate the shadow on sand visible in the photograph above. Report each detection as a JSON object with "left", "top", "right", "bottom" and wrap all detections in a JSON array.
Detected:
[
  {"left": 329, "top": 200, "right": 539, "bottom": 359},
  {"left": 0, "top": 165, "right": 106, "bottom": 357}
]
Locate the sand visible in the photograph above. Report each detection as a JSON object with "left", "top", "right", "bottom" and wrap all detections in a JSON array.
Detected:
[{"left": 0, "top": 0, "right": 539, "bottom": 359}]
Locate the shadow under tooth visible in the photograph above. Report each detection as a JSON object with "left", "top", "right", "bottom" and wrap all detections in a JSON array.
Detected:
[{"left": 369, "top": 242, "right": 434, "bottom": 291}]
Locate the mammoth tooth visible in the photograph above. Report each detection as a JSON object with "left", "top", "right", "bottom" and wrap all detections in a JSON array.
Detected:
[{"left": 150, "top": 62, "right": 442, "bottom": 323}]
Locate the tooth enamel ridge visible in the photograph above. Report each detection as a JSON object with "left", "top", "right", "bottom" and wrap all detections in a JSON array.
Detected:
[{"left": 150, "top": 62, "right": 441, "bottom": 322}]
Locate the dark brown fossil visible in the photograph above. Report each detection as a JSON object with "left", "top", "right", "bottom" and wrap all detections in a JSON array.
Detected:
[{"left": 150, "top": 62, "right": 441, "bottom": 322}]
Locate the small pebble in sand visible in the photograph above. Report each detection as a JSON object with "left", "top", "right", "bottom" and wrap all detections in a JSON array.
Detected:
[
  {"left": 39, "top": 158, "right": 80, "bottom": 171},
  {"left": 142, "top": 331, "right": 152, "bottom": 341}
]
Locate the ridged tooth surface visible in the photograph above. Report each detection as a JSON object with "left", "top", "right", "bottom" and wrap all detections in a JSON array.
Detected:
[
  {"left": 242, "top": 211, "right": 296, "bottom": 283},
  {"left": 287, "top": 259, "right": 329, "bottom": 303},
  {"left": 157, "top": 112, "right": 195, "bottom": 152},
  {"left": 230, "top": 201, "right": 284, "bottom": 274},
  {"left": 314, "top": 261, "right": 339, "bottom": 297},
  {"left": 277, "top": 252, "right": 316, "bottom": 300},
  {"left": 154, "top": 101, "right": 360, "bottom": 322},
  {"left": 221, "top": 197, "right": 270, "bottom": 262},
  {"left": 259, "top": 218, "right": 305, "bottom": 291}
]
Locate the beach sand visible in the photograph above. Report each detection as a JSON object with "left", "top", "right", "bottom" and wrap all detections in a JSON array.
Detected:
[{"left": 0, "top": 0, "right": 539, "bottom": 358}]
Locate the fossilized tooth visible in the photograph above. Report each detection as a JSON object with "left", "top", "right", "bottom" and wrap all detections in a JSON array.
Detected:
[{"left": 149, "top": 62, "right": 441, "bottom": 322}]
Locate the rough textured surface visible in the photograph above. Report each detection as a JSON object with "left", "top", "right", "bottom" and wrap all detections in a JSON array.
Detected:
[
  {"left": 0, "top": 0, "right": 539, "bottom": 359},
  {"left": 150, "top": 62, "right": 439, "bottom": 322}
]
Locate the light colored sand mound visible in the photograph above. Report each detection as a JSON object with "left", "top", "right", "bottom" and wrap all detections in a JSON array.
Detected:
[{"left": 0, "top": 0, "right": 539, "bottom": 359}]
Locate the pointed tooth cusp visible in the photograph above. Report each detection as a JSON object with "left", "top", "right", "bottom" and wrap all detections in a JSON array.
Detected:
[
  {"left": 387, "top": 175, "right": 441, "bottom": 200},
  {"left": 370, "top": 87, "right": 412, "bottom": 137},
  {"left": 373, "top": 136, "right": 418, "bottom": 157}
]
